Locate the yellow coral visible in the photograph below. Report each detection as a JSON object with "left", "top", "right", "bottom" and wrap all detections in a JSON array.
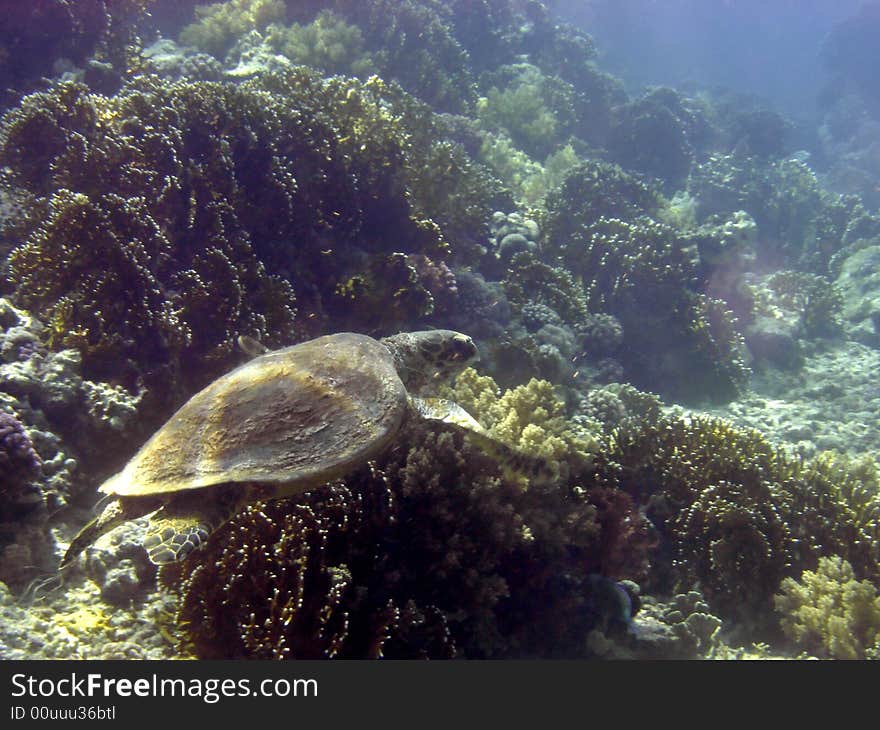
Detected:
[
  {"left": 266, "top": 10, "right": 375, "bottom": 77},
  {"left": 179, "top": 0, "right": 286, "bottom": 57},
  {"left": 810, "top": 451, "right": 880, "bottom": 539},
  {"left": 445, "top": 368, "right": 597, "bottom": 470},
  {"left": 774, "top": 556, "right": 880, "bottom": 659},
  {"left": 479, "top": 134, "right": 580, "bottom": 208},
  {"left": 57, "top": 605, "right": 110, "bottom": 636}
]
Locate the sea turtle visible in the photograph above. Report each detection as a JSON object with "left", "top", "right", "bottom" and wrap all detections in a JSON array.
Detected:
[{"left": 61, "top": 330, "right": 555, "bottom": 567}]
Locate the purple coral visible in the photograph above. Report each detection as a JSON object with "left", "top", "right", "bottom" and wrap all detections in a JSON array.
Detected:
[
  {"left": 0, "top": 410, "right": 42, "bottom": 500},
  {"left": 407, "top": 254, "right": 458, "bottom": 315}
]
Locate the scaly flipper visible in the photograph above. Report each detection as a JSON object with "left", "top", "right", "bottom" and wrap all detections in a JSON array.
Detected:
[
  {"left": 411, "top": 396, "right": 560, "bottom": 484},
  {"left": 143, "top": 487, "right": 245, "bottom": 564}
]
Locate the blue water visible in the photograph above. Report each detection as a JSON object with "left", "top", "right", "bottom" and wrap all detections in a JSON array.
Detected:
[{"left": 553, "top": 0, "right": 864, "bottom": 123}]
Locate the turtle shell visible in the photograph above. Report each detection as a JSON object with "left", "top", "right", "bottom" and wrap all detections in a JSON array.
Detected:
[{"left": 101, "top": 333, "right": 408, "bottom": 497}]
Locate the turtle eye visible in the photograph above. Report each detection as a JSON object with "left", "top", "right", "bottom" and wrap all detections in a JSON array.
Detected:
[{"left": 451, "top": 334, "right": 477, "bottom": 361}]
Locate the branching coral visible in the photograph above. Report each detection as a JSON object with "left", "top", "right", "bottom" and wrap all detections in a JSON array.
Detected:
[
  {"left": 479, "top": 133, "right": 547, "bottom": 207},
  {"left": 688, "top": 154, "right": 865, "bottom": 273},
  {"left": 277, "top": 0, "right": 478, "bottom": 114},
  {"left": 444, "top": 367, "right": 598, "bottom": 473},
  {"left": 676, "top": 479, "right": 790, "bottom": 622},
  {"left": 479, "top": 134, "right": 580, "bottom": 208},
  {"left": 330, "top": 253, "right": 435, "bottom": 332},
  {"left": 546, "top": 216, "right": 696, "bottom": 314},
  {"left": 775, "top": 556, "right": 880, "bottom": 659},
  {"left": 607, "top": 87, "right": 701, "bottom": 190},
  {"left": 599, "top": 409, "right": 880, "bottom": 631},
  {"left": 502, "top": 251, "right": 589, "bottom": 329},
  {"left": 165, "top": 422, "right": 641, "bottom": 659},
  {"left": 541, "top": 192, "right": 749, "bottom": 401},
  {"left": 0, "top": 0, "right": 151, "bottom": 104},
  {"left": 477, "top": 63, "right": 576, "bottom": 160},
  {"left": 782, "top": 454, "right": 880, "bottom": 583},
  {"left": 759, "top": 270, "right": 843, "bottom": 338},
  {"left": 523, "top": 11, "right": 626, "bottom": 147},
  {"left": 179, "top": 0, "right": 286, "bottom": 58},
  {"left": 1, "top": 70, "right": 497, "bottom": 402},
  {"left": 8, "top": 190, "right": 186, "bottom": 364},
  {"left": 540, "top": 161, "right": 660, "bottom": 242},
  {"left": 810, "top": 452, "right": 880, "bottom": 542},
  {"left": 1, "top": 79, "right": 300, "bottom": 389},
  {"left": 265, "top": 9, "right": 375, "bottom": 77},
  {"left": 725, "top": 108, "right": 792, "bottom": 160}
]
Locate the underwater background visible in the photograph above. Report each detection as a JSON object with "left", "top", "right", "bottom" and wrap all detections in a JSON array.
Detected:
[{"left": 1, "top": 0, "right": 879, "bottom": 660}]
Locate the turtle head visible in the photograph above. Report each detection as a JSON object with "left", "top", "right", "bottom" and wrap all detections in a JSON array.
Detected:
[{"left": 381, "top": 329, "right": 478, "bottom": 393}]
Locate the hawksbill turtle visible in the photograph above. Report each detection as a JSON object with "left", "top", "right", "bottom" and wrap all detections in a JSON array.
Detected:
[{"left": 61, "top": 330, "right": 555, "bottom": 567}]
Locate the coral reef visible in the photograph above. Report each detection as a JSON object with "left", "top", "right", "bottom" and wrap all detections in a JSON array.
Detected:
[
  {"left": 179, "top": 0, "right": 286, "bottom": 58},
  {"left": 502, "top": 251, "right": 589, "bottom": 329},
  {"left": 488, "top": 211, "right": 540, "bottom": 263},
  {"left": 775, "top": 556, "right": 880, "bottom": 659},
  {"left": 477, "top": 63, "right": 575, "bottom": 160},
  {"left": 739, "top": 268, "right": 843, "bottom": 371},
  {"left": 443, "top": 270, "right": 512, "bottom": 341},
  {"left": 629, "top": 591, "right": 723, "bottom": 659},
  {"left": 540, "top": 160, "right": 660, "bottom": 239},
  {"left": 479, "top": 136, "right": 580, "bottom": 208},
  {"left": 0, "top": 70, "right": 498, "bottom": 411},
  {"left": 445, "top": 367, "right": 598, "bottom": 472},
  {"left": 725, "top": 107, "right": 792, "bottom": 160},
  {"left": 142, "top": 39, "right": 225, "bottom": 81},
  {"left": 0, "top": 574, "right": 178, "bottom": 660},
  {"left": 834, "top": 242, "right": 880, "bottom": 347},
  {"left": 540, "top": 170, "right": 749, "bottom": 402},
  {"left": 0, "top": 0, "right": 151, "bottom": 105},
  {"left": 2, "top": 0, "right": 880, "bottom": 663},
  {"left": 690, "top": 210, "right": 757, "bottom": 276},
  {"left": 164, "top": 422, "right": 642, "bottom": 659},
  {"left": 676, "top": 478, "right": 789, "bottom": 625},
  {"left": 0, "top": 296, "right": 151, "bottom": 590},
  {"left": 607, "top": 87, "right": 703, "bottom": 191},
  {"left": 265, "top": 10, "right": 375, "bottom": 77},
  {"left": 751, "top": 270, "right": 843, "bottom": 341},
  {"left": 523, "top": 10, "right": 626, "bottom": 148},
  {"left": 0, "top": 410, "right": 42, "bottom": 518},
  {"left": 281, "top": 0, "right": 479, "bottom": 114},
  {"left": 717, "top": 338, "right": 880, "bottom": 460},
  {"left": 688, "top": 154, "right": 877, "bottom": 274},
  {"left": 599, "top": 409, "right": 880, "bottom": 631}
]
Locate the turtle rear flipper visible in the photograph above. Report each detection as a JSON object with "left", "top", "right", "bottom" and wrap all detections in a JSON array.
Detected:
[
  {"left": 144, "top": 489, "right": 244, "bottom": 564},
  {"left": 411, "top": 396, "right": 560, "bottom": 484}
]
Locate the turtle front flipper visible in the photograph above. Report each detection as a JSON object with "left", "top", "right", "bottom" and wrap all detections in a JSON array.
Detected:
[
  {"left": 143, "top": 511, "right": 213, "bottom": 564},
  {"left": 143, "top": 488, "right": 245, "bottom": 564},
  {"left": 411, "top": 396, "right": 560, "bottom": 484}
]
